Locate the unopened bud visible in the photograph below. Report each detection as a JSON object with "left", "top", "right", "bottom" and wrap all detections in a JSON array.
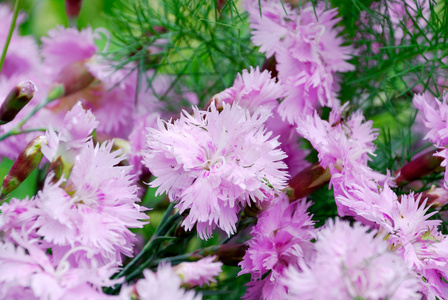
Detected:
[
  {"left": 65, "top": 0, "right": 83, "bottom": 18},
  {"left": 215, "top": 243, "right": 248, "bottom": 266},
  {"left": 0, "top": 80, "right": 37, "bottom": 124},
  {"left": 395, "top": 149, "right": 444, "bottom": 186},
  {"left": 419, "top": 186, "right": 448, "bottom": 210},
  {"left": 261, "top": 55, "right": 278, "bottom": 80},
  {"left": 288, "top": 163, "right": 331, "bottom": 202},
  {"left": 1, "top": 135, "right": 45, "bottom": 197},
  {"left": 49, "top": 61, "right": 94, "bottom": 100}
]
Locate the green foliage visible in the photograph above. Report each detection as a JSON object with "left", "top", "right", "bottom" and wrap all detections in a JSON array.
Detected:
[{"left": 106, "top": 0, "right": 263, "bottom": 107}]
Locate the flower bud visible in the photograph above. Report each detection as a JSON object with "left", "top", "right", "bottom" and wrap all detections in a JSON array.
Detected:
[
  {"left": 65, "top": 0, "right": 83, "bottom": 18},
  {"left": 1, "top": 135, "right": 45, "bottom": 197},
  {"left": 395, "top": 149, "right": 444, "bottom": 186},
  {"left": 287, "top": 163, "right": 331, "bottom": 202},
  {"left": 0, "top": 80, "right": 37, "bottom": 124},
  {"left": 48, "top": 61, "right": 95, "bottom": 100}
]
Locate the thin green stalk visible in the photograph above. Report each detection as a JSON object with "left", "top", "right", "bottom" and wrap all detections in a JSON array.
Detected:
[
  {"left": 0, "top": 0, "right": 23, "bottom": 74},
  {"left": 110, "top": 203, "right": 176, "bottom": 280}
]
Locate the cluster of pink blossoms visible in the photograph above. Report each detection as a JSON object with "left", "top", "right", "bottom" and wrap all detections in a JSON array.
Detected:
[
  {"left": 2, "top": 0, "right": 448, "bottom": 299},
  {"left": 245, "top": 0, "right": 354, "bottom": 124}
]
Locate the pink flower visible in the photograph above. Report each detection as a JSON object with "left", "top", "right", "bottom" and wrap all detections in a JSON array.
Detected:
[
  {"left": 173, "top": 256, "right": 222, "bottom": 288},
  {"left": 34, "top": 141, "right": 148, "bottom": 267},
  {"left": 239, "top": 194, "right": 315, "bottom": 300},
  {"left": 41, "top": 26, "right": 136, "bottom": 138},
  {"left": 212, "top": 67, "right": 308, "bottom": 176},
  {"left": 0, "top": 232, "right": 119, "bottom": 300},
  {"left": 296, "top": 105, "right": 380, "bottom": 178},
  {"left": 41, "top": 102, "right": 99, "bottom": 165},
  {"left": 127, "top": 263, "right": 201, "bottom": 300},
  {"left": 41, "top": 26, "right": 97, "bottom": 72},
  {"left": 283, "top": 219, "right": 420, "bottom": 300},
  {"left": 143, "top": 103, "right": 288, "bottom": 239},
  {"left": 246, "top": 1, "right": 354, "bottom": 123},
  {"left": 413, "top": 93, "right": 448, "bottom": 147},
  {"left": 212, "top": 67, "right": 284, "bottom": 114}
]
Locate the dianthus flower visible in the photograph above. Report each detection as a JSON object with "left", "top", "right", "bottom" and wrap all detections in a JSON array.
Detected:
[
  {"left": 334, "top": 176, "right": 448, "bottom": 299},
  {"left": 246, "top": 0, "right": 354, "bottom": 123},
  {"left": 34, "top": 141, "right": 148, "bottom": 267},
  {"left": 120, "top": 263, "right": 201, "bottom": 300},
  {"left": 143, "top": 103, "right": 288, "bottom": 239},
  {"left": 173, "top": 256, "right": 223, "bottom": 288},
  {"left": 212, "top": 67, "right": 309, "bottom": 176},
  {"left": 413, "top": 93, "right": 448, "bottom": 188},
  {"left": 0, "top": 232, "right": 119, "bottom": 300},
  {"left": 296, "top": 104, "right": 380, "bottom": 179},
  {"left": 239, "top": 194, "right": 315, "bottom": 300},
  {"left": 283, "top": 219, "right": 420, "bottom": 300},
  {"left": 41, "top": 26, "right": 135, "bottom": 137}
]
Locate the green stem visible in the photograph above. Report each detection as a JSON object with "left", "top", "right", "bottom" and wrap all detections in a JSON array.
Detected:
[
  {"left": 111, "top": 203, "right": 176, "bottom": 280},
  {"left": 0, "top": 0, "right": 23, "bottom": 74}
]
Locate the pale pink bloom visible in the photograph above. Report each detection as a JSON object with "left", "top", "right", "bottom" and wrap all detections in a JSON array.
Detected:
[
  {"left": 413, "top": 93, "right": 448, "bottom": 147},
  {"left": 283, "top": 219, "right": 420, "bottom": 300},
  {"left": 212, "top": 67, "right": 308, "bottom": 176},
  {"left": 41, "top": 26, "right": 136, "bottom": 138},
  {"left": 334, "top": 175, "right": 448, "bottom": 299},
  {"left": 245, "top": 0, "right": 295, "bottom": 58},
  {"left": 246, "top": 1, "right": 354, "bottom": 123},
  {"left": 239, "top": 194, "right": 315, "bottom": 300},
  {"left": 0, "top": 197, "right": 39, "bottom": 242},
  {"left": 41, "top": 26, "right": 97, "bottom": 72},
  {"left": 385, "top": 193, "right": 440, "bottom": 267},
  {"left": 143, "top": 103, "right": 288, "bottom": 239},
  {"left": 296, "top": 105, "right": 379, "bottom": 177},
  {"left": 333, "top": 176, "right": 395, "bottom": 225},
  {"left": 0, "top": 232, "right": 119, "bottom": 300},
  {"left": 34, "top": 141, "right": 148, "bottom": 267},
  {"left": 133, "top": 264, "right": 201, "bottom": 300},
  {"left": 173, "top": 256, "right": 222, "bottom": 288},
  {"left": 277, "top": 62, "right": 340, "bottom": 122},
  {"left": 212, "top": 67, "right": 284, "bottom": 114},
  {"left": 41, "top": 102, "right": 98, "bottom": 165}
]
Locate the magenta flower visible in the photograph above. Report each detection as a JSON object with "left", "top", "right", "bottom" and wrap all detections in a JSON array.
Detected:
[
  {"left": 239, "top": 194, "right": 315, "bottom": 299},
  {"left": 143, "top": 103, "right": 288, "bottom": 239},
  {"left": 283, "top": 219, "right": 420, "bottom": 300}
]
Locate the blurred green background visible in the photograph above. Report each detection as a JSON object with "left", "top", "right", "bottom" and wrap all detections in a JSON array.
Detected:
[{"left": 1, "top": 0, "right": 118, "bottom": 37}]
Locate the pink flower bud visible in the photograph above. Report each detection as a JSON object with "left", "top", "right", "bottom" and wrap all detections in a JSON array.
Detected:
[
  {"left": 0, "top": 80, "right": 37, "bottom": 124},
  {"left": 65, "top": 0, "right": 83, "bottom": 18},
  {"left": 49, "top": 61, "right": 95, "bottom": 100},
  {"left": 1, "top": 135, "right": 45, "bottom": 198}
]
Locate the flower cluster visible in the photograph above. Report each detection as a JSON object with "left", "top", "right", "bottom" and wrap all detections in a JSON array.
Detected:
[
  {"left": 2, "top": 0, "right": 448, "bottom": 299},
  {"left": 246, "top": 0, "right": 354, "bottom": 124}
]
